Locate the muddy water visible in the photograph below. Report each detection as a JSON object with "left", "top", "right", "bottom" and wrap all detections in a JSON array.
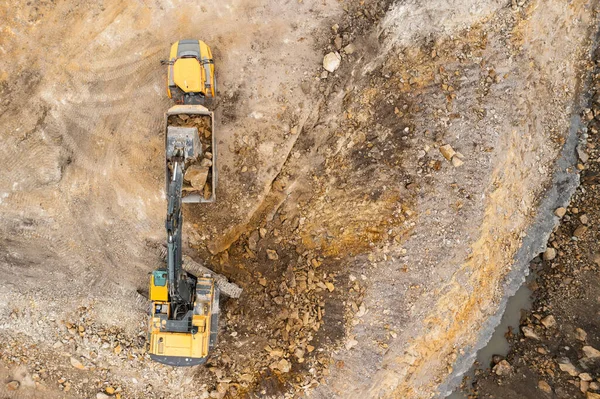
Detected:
[{"left": 446, "top": 272, "right": 534, "bottom": 398}]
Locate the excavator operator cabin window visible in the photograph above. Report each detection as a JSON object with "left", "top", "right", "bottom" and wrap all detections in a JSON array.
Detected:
[{"left": 153, "top": 270, "right": 167, "bottom": 286}]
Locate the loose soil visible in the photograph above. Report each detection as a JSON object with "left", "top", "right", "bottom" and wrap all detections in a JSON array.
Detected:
[{"left": 0, "top": 0, "right": 599, "bottom": 398}]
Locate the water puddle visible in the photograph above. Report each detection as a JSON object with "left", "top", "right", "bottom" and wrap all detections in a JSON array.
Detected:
[{"left": 445, "top": 268, "right": 536, "bottom": 398}]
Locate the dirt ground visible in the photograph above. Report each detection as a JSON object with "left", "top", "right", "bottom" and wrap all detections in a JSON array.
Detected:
[{"left": 0, "top": 0, "right": 599, "bottom": 398}]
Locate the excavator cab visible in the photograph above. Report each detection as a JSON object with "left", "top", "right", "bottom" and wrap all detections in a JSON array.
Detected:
[
  {"left": 166, "top": 40, "right": 216, "bottom": 105},
  {"left": 148, "top": 272, "right": 219, "bottom": 366}
]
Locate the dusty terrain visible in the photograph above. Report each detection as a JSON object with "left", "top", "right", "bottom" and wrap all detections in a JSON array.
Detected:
[{"left": 0, "top": 0, "right": 599, "bottom": 398}]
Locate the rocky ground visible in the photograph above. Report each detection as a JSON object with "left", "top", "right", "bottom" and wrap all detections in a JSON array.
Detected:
[
  {"left": 461, "top": 38, "right": 600, "bottom": 399},
  {"left": 1, "top": 0, "right": 599, "bottom": 398}
]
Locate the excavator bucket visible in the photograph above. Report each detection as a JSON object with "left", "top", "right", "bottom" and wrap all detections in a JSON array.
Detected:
[
  {"left": 166, "top": 126, "right": 201, "bottom": 162},
  {"left": 164, "top": 105, "right": 216, "bottom": 203}
]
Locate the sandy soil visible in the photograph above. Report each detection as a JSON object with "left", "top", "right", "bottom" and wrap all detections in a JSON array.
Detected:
[{"left": 0, "top": 0, "right": 598, "bottom": 398}]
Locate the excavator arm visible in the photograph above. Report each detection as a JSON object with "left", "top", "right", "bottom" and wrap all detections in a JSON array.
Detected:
[
  {"left": 164, "top": 127, "right": 201, "bottom": 313},
  {"left": 166, "top": 160, "right": 189, "bottom": 305}
]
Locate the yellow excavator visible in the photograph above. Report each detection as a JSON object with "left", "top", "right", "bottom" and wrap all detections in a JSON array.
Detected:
[{"left": 148, "top": 40, "right": 218, "bottom": 366}]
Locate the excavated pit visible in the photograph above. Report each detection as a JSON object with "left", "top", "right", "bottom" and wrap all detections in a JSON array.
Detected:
[{"left": 0, "top": 0, "right": 598, "bottom": 398}]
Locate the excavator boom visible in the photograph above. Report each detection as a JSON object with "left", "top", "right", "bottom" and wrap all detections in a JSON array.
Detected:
[{"left": 166, "top": 161, "right": 186, "bottom": 304}]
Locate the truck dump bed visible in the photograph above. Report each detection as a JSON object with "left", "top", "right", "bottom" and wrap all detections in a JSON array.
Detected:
[{"left": 165, "top": 105, "right": 216, "bottom": 203}]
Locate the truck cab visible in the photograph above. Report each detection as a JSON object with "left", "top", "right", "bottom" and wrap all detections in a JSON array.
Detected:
[{"left": 166, "top": 40, "right": 216, "bottom": 104}]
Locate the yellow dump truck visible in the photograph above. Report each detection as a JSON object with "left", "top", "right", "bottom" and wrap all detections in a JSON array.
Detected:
[{"left": 165, "top": 39, "right": 216, "bottom": 105}]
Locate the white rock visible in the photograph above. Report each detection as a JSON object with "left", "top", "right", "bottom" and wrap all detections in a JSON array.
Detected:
[
  {"left": 345, "top": 338, "right": 358, "bottom": 350},
  {"left": 541, "top": 315, "right": 557, "bottom": 329},
  {"left": 186, "top": 165, "right": 210, "bottom": 189},
  {"left": 344, "top": 43, "right": 356, "bottom": 54},
  {"left": 266, "top": 249, "right": 279, "bottom": 260},
  {"left": 323, "top": 52, "right": 341, "bottom": 73},
  {"left": 493, "top": 360, "right": 512, "bottom": 376},
  {"left": 271, "top": 358, "right": 291, "bottom": 373},
  {"left": 439, "top": 144, "right": 456, "bottom": 161},
  {"left": 576, "top": 328, "right": 588, "bottom": 341},
  {"left": 538, "top": 380, "right": 552, "bottom": 393},
  {"left": 70, "top": 357, "right": 86, "bottom": 370},
  {"left": 582, "top": 381, "right": 591, "bottom": 394},
  {"left": 578, "top": 147, "right": 590, "bottom": 163},
  {"left": 334, "top": 35, "right": 342, "bottom": 50},
  {"left": 451, "top": 156, "right": 464, "bottom": 167},
  {"left": 355, "top": 303, "right": 367, "bottom": 318}
]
